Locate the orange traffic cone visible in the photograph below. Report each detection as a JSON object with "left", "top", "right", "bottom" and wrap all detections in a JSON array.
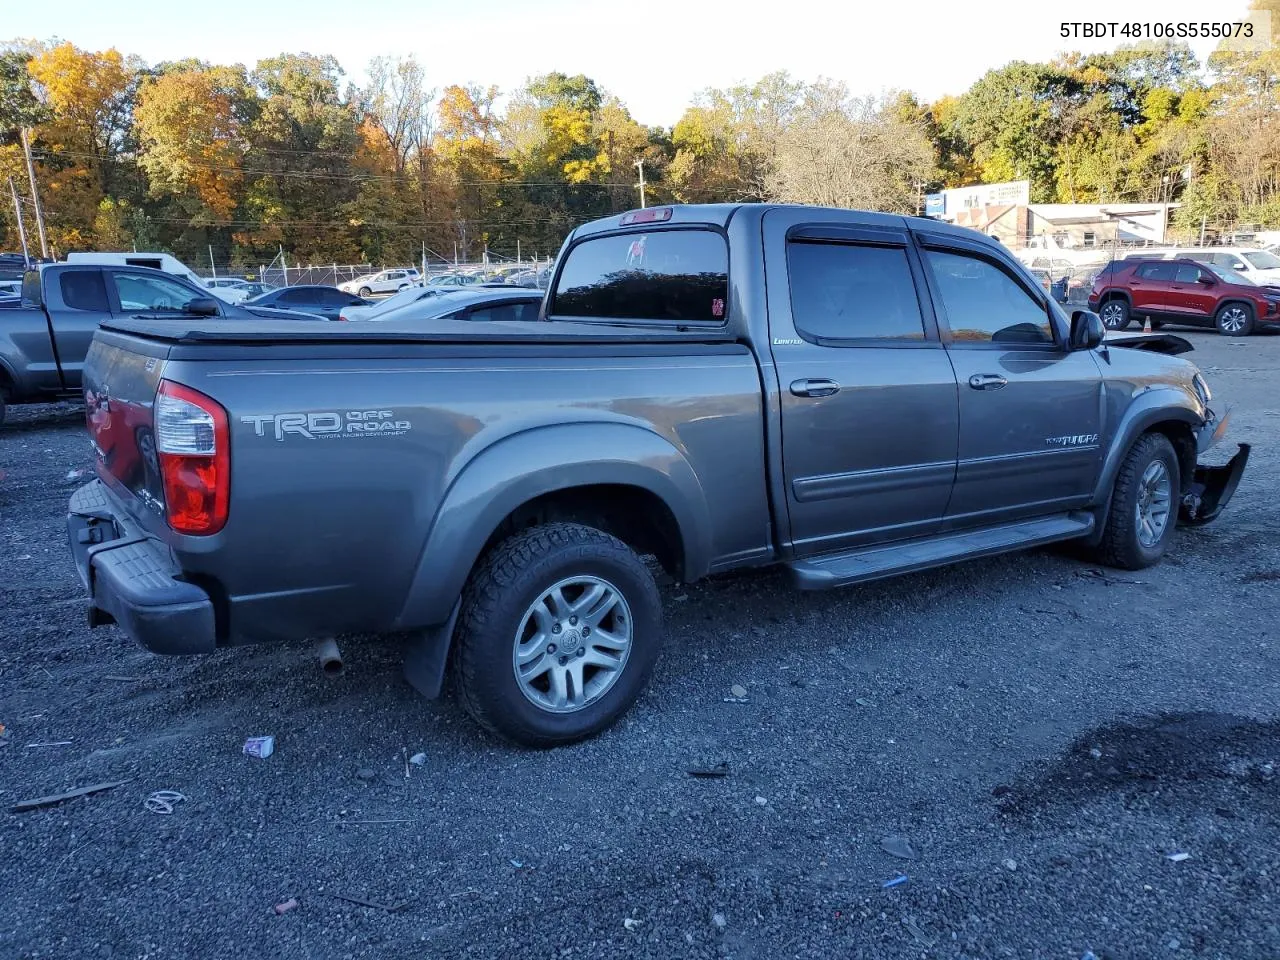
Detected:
[{"left": 1143, "top": 316, "right": 1152, "bottom": 333}]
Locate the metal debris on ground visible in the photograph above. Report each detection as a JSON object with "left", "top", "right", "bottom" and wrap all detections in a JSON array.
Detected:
[
  {"left": 144, "top": 790, "right": 188, "bottom": 815},
  {"left": 243, "top": 736, "right": 275, "bottom": 758},
  {"left": 510, "top": 859, "right": 524, "bottom": 868},
  {"left": 409, "top": 752, "right": 427, "bottom": 766},
  {"left": 880, "top": 835, "right": 918, "bottom": 860},
  {"left": 65, "top": 468, "right": 91, "bottom": 482},
  {"left": 855, "top": 697, "right": 875, "bottom": 707},
  {"left": 882, "top": 874, "right": 909, "bottom": 889},
  {"left": 273, "top": 898, "right": 299, "bottom": 915},
  {"left": 687, "top": 762, "right": 730, "bottom": 779},
  {"left": 25, "top": 741, "right": 73, "bottom": 748},
  {"left": 1166, "top": 851, "right": 1191, "bottom": 862},
  {"left": 623, "top": 917, "right": 642, "bottom": 931},
  {"left": 730, "top": 684, "right": 748, "bottom": 699},
  {"left": 11, "top": 779, "right": 131, "bottom": 813}
]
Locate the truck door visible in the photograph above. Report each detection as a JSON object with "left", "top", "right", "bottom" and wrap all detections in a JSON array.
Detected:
[
  {"left": 46, "top": 267, "right": 112, "bottom": 390},
  {"left": 763, "top": 210, "right": 960, "bottom": 556},
  {"left": 915, "top": 233, "right": 1102, "bottom": 527}
]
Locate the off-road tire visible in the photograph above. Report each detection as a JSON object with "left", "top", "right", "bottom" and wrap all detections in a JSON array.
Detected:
[
  {"left": 453, "top": 522, "right": 663, "bottom": 747},
  {"left": 1095, "top": 432, "right": 1180, "bottom": 570}
]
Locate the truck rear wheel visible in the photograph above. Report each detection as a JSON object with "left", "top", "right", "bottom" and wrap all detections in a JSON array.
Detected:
[
  {"left": 454, "top": 522, "right": 663, "bottom": 747},
  {"left": 1095, "top": 432, "right": 1180, "bottom": 570}
]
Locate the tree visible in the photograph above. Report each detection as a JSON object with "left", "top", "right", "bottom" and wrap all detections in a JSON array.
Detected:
[
  {"left": 766, "top": 85, "right": 935, "bottom": 213},
  {"left": 134, "top": 64, "right": 250, "bottom": 223},
  {"left": 360, "top": 55, "right": 432, "bottom": 175}
]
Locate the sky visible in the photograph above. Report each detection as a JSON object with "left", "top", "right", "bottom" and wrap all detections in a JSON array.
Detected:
[{"left": 4, "top": 0, "right": 1262, "bottom": 126}]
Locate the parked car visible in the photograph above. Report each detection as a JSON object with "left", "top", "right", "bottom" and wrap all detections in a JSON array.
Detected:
[
  {"left": 0, "top": 264, "right": 320, "bottom": 426},
  {"left": 245, "top": 285, "right": 371, "bottom": 321},
  {"left": 338, "top": 285, "right": 465, "bottom": 322},
  {"left": 66, "top": 203, "right": 1247, "bottom": 747},
  {"left": 425, "top": 272, "right": 480, "bottom": 287},
  {"left": 362, "top": 286, "right": 543, "bottom": 323},
  {"left": 203, "top": 277, "right": 257, "bottom": 303},
  {"left": 338, "top": 268, "right": 421, "bottom": 297},
  {"left": 0, "top": 278, "right": 21, "bottom": 297},
  {"left": 1089, "top": 256, "right": 1280, "bottom": 335},
  {"left": 1120, "top": 246, "right": 1280, "bottom": 287}
]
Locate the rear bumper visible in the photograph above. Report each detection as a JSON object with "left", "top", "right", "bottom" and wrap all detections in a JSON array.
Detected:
[{"left": 67, "top": 480, "right": 216, "bottom": 655}]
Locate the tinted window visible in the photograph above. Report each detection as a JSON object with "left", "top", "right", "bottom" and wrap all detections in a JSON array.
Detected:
[
  {"left": 1244, "top": 250, "right": 1280, "bottom": 269},
  {"left": 1173, "top": 263, "right": 1203, "bottom": 283},
  {"left": 467, "top": 300, "right": 539, "bottom": 323},
  {"left": 1136, "top": 262, "right": 1176, "bottom": 281},
  {"left": 111, "top": 273, "right": 200, "bottom": 312},
  {"left": 60, "top": 270, "right": 110, "bottom": 312},
  {"left": 552, "top": 229, "right": 728, "bottom": 322},
  {"left": 925, "top": 250, "right": 1053, "bottom": 345},
  {"left": 786, "top": 242, "right": 925, "bottom": 341}
]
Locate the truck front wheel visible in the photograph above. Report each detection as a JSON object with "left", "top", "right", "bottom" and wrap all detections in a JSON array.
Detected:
[
  {"left": 1095, "top": 432, "right": 1181, "bottom": 570},
  {"left": 454, "top": 522, "right": 663, "bottom": 747}
]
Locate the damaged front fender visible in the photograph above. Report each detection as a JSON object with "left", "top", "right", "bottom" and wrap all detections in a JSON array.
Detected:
[{"left": 1179, "top": 443, "right": 1250, "bottom": 526}]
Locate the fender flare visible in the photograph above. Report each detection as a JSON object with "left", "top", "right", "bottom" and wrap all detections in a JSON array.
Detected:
[
  {"left": 393, "top": 421, "right": 713, "bottom": 629},
  {"left": 1091, "top": 389, "right": 1202, "bottom": 504}
]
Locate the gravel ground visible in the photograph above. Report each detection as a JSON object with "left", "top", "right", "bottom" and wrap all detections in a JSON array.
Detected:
[{"left": 1, "top": 332, "right": 1278, "bottom": 960}]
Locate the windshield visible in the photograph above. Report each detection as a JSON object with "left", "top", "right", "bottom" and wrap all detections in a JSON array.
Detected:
[
  {"left": 1203, "top": 262, "right": 1255, "bottom": 285},
  {"left": 1243, "top": 250, "right": 1280, "bottom": 270}
]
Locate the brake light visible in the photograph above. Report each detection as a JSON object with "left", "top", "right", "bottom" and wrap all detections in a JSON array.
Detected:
[
  {"left": 155, "top": 380, "right": 229, "bottom": 535},
  {"left": 619, "top": 207, "right": 672, "bottom": 225}
]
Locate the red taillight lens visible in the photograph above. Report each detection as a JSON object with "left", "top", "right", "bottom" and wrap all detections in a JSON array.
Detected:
[{"left": 155, "top": 380, "right": 229, "bottom": 535}]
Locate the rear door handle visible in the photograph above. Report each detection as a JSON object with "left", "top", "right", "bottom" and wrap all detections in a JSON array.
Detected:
[
  {"left": 790, "top": 378, "right": 840, "bottom": 398},
  {"left": 968, "top": 374, "right": 1008, "bottom": 391}
]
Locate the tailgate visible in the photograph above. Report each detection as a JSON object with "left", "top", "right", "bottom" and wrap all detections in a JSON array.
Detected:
[{"left": 82, "top": 332, "right": 171, "bottom": 535}]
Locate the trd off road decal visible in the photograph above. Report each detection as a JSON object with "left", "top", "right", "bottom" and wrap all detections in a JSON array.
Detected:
[
  {"left": 242, "top": 409, "right": 412, "bottom": 441},
  {"left": 1045, "top": 433, "right": 1099, "bottom": 447}
]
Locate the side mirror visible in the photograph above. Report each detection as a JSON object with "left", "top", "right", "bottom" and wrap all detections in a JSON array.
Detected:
[
  {"left": 1070, "top": 309, "right": 1105, "bottom": 350},
  {"left": 186, "top": 297, "right": 221, "bottom": 317},
  {"left": 1197, "top": 275, "right": 1216, "bottom": 286}
]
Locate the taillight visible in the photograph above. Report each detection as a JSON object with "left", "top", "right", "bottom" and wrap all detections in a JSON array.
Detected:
[{"left": 155, "top": 380, "right": 229, "bottom": 535}]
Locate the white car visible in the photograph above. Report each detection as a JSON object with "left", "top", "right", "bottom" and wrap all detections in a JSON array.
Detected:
[
  {"left": 1120, "top": 247, "right": 1280, "bottom": 286},
  {"left": 338, "top": 268, "right": 421, "bottom": 298},
  {"left": 203, "top": 277, "right": 255, "bottom": 303},
  {"left": 338, "top": 285, "right": 462, "bottom": 321}
]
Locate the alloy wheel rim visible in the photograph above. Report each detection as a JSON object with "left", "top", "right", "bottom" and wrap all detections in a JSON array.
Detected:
[
  {"left": 1134, "top": 459, "right": 1173, "bottom": 548},
  {"left": 1100, "top": 303, "right": 1125, "bottom": 327},
  {"left": 512, "top": 575, "right": 633, "bottom": 714},
  {"left": 1220, "top": 308, "right": 1247, "bottom": 333}
]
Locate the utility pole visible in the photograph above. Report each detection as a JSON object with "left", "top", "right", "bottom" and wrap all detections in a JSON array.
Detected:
[
  {"left": 208, "top": 245, "right": 217, "bottom": 278},
  {"left": 1199, "top": 214, "right": 1207, "bottom": 246},
  {"left": 20, "top": 128, "right": 49, "bottom": 259},
  {"left": 8, "top": 177, "right": 31, "bottom": 267},
  {"left": 634, "top": 159, "right": 647, "bottom": 209}
]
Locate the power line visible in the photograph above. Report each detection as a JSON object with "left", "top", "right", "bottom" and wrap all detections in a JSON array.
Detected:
[{"left": 33, "top": 149, "right": 643, "bottom": 189}]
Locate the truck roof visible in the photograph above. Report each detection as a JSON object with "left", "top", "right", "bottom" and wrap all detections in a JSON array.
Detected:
[{"left": 570, "top": 202, "right": 997, "bottom": 248}]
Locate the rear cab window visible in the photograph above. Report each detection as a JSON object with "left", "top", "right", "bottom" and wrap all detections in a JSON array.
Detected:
[
  {"left": 786, "top": 241, "right": 926, "bottom": 342},
  {"left": 550, "top": 229, "right": 728, "bottom": 323},
  {"left": 59, "top": 269, "right": 110, "bottom": 311}
]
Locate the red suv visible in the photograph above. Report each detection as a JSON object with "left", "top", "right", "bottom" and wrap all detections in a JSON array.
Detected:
[{"left": 1088, "top": 257, "right": 1280, "bottom": 336}]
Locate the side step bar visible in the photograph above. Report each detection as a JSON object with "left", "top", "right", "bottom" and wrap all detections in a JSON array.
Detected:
[{"left": 785, "top": 512, "right": 1096, "bottom": 591}]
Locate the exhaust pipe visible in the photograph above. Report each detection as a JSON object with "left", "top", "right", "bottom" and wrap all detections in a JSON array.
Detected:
[{"left": 316, "top": 637, "right": 344, "bottom": 677}]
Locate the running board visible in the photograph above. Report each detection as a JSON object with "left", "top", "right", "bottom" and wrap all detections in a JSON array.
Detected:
[{"left": 786, "top": 512, "right": 1096, "bottom": 590}]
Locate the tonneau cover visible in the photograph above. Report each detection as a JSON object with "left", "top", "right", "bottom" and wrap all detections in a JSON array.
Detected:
[{"left": 98, "top": 314, "right": 736, "bottom": 345}]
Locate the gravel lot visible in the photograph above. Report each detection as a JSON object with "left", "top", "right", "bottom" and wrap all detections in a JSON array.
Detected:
[{"left": 2, "top": 331, "right": 1278, "bottom": 960}]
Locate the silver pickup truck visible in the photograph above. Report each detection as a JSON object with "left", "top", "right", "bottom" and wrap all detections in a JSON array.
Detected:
[{"left": 67, "top": 204, "right": 1248, "bottom": 746}]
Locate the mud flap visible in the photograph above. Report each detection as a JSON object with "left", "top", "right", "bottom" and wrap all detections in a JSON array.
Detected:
[
  {"left": 1179, "top": 443, "right": 1250, "bottom": 525},
  {"left": 402, "top": 600, "right": 461, "bottom": 699}
]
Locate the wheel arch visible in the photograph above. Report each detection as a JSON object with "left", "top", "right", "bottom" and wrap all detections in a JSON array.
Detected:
[{"left": 393, "top": 421, "right": 713, "bottom": 630}]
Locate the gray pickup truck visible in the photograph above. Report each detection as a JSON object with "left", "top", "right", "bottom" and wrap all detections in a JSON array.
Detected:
[
  {"left": 0, "top": 263, "right": 314, "bottom": 426},
  {"left": 66, "top": 204, "right": 1248, "bottom": 746}
]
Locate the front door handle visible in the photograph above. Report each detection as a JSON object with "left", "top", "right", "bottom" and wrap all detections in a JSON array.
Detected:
[
  {"left": 790, "top": 378, "right": 840, "bottom": 398},
  {"left": 968, "top": 374, "right": 1008, "bottom": 391}
]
